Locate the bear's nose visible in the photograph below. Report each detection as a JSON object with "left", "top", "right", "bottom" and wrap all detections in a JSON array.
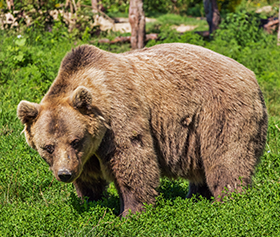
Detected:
[{"left": 58, "top": 169, "right": 72, "bottom": 182}]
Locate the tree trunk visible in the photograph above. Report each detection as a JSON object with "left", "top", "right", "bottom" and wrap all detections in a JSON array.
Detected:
[
  {"left": 278, "top": 1, "right": 280, "bottom": 46},
  {"left": 65, "top": 0, "right": 74, "bottom": 13},
  {"left": 129, "top": 0, "right": 145, "bottom": 49},
  {"left": 6, "top": 0, "right": 14, "bottom": 10},
  {"left": 211, "top": 0, "right": 220, "bottom": 32},
  {"left": 204, "top": 0, "right": 220, "bottom": 34},
  {"left": 91, "top": 0, "right": 99, "bottom": 13}
]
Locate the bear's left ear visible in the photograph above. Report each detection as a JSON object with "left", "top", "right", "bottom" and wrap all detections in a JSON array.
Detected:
[{"left": 71, "top": 86, "right": 93, "bottom": 112}]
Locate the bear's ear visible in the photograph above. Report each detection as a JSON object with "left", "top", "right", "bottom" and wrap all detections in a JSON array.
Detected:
[
  {"left": 71, "top": 86, "right": 93, "bottom": 112},
  {"left": 17, "top": 100, "right": 40, "bottom": 124},
  {"left": 71, "top": 86, "right": 110, "bottom": 129}
]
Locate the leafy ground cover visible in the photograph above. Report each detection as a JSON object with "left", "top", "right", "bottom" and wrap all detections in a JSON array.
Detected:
[{"left": 0, "top": 6, "right": 280, "bottom": 236}]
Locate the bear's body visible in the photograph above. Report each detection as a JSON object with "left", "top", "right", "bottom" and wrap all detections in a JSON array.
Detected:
[{"left": 17, "top": 43, "right": 267, "bottom": 216}]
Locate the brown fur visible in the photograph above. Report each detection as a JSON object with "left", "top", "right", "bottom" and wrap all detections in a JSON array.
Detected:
[{"left": 17, "top": 43, "right": 268, "bottom": 216}]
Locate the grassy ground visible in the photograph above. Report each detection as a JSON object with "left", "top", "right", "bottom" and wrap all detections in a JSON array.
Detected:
[
  {"left": 0, "top": 9, "right": 280, "bottom": 236},
  {"left": 146, "top": 13, "right": 208, "bottom": 32}
]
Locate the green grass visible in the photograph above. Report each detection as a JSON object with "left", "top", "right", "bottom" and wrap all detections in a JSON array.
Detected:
[
  {"left": 146, "top": 13, "right": 208, "bottom": 33},
  {"left": 1, "top": 10, "right": 280, "bottom": 235},
  {"left": 155, "top": 14, "right": 206, "bottom": 26}
]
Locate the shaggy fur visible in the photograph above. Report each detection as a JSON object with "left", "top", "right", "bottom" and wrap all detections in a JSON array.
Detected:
[{"left": 17, "top": 43, "right": 268, "bottom": 216}]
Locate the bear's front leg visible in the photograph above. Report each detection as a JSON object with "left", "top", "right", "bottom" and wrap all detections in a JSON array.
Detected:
[
  {"left": 73, "top": 155, "right": 108, "bottom": 201},
  {"left": 117, "top": 185, "right": 148, "bottom": 217},
  {"left": 186, "top": 182, "right": 213, "bottom": 199},
  {"left": 110, "top": 137, "right": 160, "bottom": 217},
  {"left": 73, "top": 177, "right": 108, "bottom": 202}
]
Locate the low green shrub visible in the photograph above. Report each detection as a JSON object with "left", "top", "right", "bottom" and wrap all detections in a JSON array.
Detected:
[{"left": 214, "top": 11, "right": 267, "bottom": 48}]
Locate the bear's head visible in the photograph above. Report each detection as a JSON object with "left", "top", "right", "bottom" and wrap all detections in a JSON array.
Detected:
[{"left": 17, "top": 86, "right": 108, "bottom": 183}]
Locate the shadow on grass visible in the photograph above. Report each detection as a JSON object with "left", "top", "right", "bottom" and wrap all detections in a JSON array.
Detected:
[
  {"left": 69, "top": 189, "right": 120, "bottom": 216},
  {"left": 68, "top": 178, "right": 210, "bottom": 216}
]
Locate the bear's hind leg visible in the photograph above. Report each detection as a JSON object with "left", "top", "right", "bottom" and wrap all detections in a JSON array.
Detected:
[{"left": 204, "top": 164, "right": 250, "bottom": 201}]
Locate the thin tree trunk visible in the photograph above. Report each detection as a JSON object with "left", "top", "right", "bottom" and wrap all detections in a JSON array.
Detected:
[
  {"left": 65, "top": 0, "right": 74, "bottom": 13},
  {"left": 129, "top": 0, "right": 145, "bottom": 49},
  {"left": 6, "top": 0, "right": 14, "bottom": 10},
  {"left": 72, "top": 0, "right": 77, "bottom": 12},
  {"left": 211, "top": 0, "right": 220, "bottom": 32},
  {"left": 278, "top": 1, "right": 280, "bottom": 46},
  {"left": 204, "top": 0, "right": 220, "bottom": 34},
  {"left": 91, "top": 0, "right": 98, "bottom": 13}
]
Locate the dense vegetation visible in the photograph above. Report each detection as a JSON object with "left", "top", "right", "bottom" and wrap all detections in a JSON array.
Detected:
[{"left": 0, "top": 0, "right": 280, "bottom": 235}]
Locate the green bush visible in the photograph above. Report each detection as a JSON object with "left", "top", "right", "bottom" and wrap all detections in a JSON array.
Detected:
[{"left": 214, "top": 11, "right": 266, "bottom": 47}]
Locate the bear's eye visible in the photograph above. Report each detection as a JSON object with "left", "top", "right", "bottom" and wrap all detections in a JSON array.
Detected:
[
  {"left": 71, "top": 139, "right": 80, "bottom": 149},
  {"left": 44, "top": 145, "right": 54, "bottom": 154}
]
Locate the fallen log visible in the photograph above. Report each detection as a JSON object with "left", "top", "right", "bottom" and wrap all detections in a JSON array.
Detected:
[{"left": 263, "top": 18, "right": 279, "bottom": 34}]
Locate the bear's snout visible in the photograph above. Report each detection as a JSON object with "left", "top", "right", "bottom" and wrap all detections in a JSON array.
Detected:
[{"left": 58, "top": 169, "right": 73, "bottom": 183}]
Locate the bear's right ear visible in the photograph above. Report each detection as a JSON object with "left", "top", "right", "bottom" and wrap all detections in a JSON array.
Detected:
[{"left": 17, "top": 100, "right": 40, "bottom": 124}]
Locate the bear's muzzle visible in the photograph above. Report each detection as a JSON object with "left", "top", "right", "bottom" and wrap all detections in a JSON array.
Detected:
[{"left": 58, "top": 169, "right": 73, "bottom": 183}]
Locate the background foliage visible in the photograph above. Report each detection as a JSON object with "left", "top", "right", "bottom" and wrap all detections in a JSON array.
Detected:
[{"left": 0, "top": 0, "right": 280, "bottom": 235}]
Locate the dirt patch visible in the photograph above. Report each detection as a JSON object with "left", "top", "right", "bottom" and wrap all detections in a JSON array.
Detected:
[{"left": 172, "top": 24, "right": 198, "bottom": 33}]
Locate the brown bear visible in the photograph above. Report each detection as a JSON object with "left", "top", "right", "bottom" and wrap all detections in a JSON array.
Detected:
[{"left": 17, "top": 43, "right": 268, "bottom": 216}]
